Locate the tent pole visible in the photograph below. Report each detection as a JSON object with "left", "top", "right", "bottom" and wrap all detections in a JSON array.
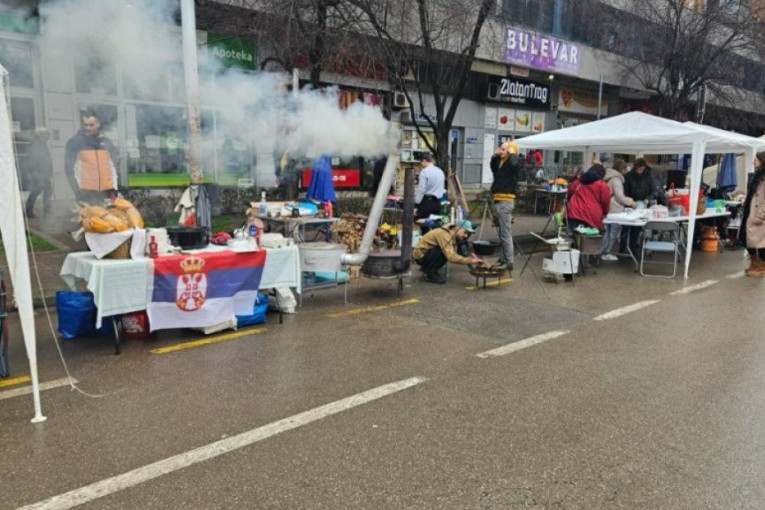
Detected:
[
  {"left": 30, "top": 361, "right": 46, "bottom": 423},
  {"left": 684, "top": 140, "right": 705, "bottom": 278}
]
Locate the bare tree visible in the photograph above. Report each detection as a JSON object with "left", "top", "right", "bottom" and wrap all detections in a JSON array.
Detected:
[
  {"left": 346, "top": 0, "right": 495, "bottom": 171},
  {"left": 598, "top": 0, "right": 760, "bottom": 125}
]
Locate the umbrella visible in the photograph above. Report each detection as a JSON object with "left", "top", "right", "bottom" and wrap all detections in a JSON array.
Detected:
[
  {"left": 716, "top": 153, "right": 738, "bottom": 193},
  {"left": 305, "top": 155, "right": 336, "bottom": 203}
]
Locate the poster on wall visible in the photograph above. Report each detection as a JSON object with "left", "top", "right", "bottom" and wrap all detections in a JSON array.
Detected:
[
  {"left": 497, "top": 108, "right": 514, "bottom": 131},
  {"left": 531, "top": 112, "right": 545, "bottom": 133},
  {"left": 482, "top": 133, "right": 496, "bottom": 184},
  {"left": 514, "top": 110, "right": 531, "bottom": 132},
  {"left": 485, "top": 107, "right": 497, "bottom": 129},
  {"left": 558, "top": 88, "right": 608, "bottom": 116}
]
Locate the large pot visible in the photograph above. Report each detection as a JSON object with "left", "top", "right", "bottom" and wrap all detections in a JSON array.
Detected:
[
  {"left": 471, "top": 239, "right": 500, "bottom": 256},
  {"left": 166, "top": 226, "right": 209, "bottom": 250}
]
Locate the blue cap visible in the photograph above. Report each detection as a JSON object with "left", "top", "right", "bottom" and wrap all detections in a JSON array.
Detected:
[{"left": 454, "top": 220, "right": 475, "bottom": 233}]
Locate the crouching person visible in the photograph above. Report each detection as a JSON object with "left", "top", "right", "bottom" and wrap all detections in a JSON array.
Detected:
[{"left": 412, "top": 220, "right": 486, "bottom": 284}]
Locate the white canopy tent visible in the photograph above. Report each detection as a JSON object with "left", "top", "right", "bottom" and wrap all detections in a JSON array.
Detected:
[
  {"left": 0, "top": 64, "right": 46, "bottom": 422},
  {"left": 515, "top": 111, "right": 765, "bottom": 278}
]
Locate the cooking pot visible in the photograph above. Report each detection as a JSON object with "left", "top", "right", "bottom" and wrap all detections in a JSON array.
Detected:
[
  {"left": 471, "top": 239, "right": 500, "bottom": 256},
  {"left": 166, "top": 226, "right": 209, "bottom": 250}
]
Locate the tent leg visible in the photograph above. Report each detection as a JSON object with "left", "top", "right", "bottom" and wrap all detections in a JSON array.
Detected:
[{"left": 29, "top": 361, "right": 47, "bottom": 423}]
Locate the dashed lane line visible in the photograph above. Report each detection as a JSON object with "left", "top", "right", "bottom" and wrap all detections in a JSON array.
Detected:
[
  {"left": 476, "top": 330, "right": 570, "bottom": 358},
  {"left": 150, "top": 327, "right": 267, "bottom": 354},
  {"left": 726, "top": 272, "right": 745, "bottom": 279},
  {"left": 669, "top": 280, "right": 718, "bottom": 295},
  {"left": 326, "top": 298, "right": 419, "bottom": 318},
  {"left": 593, "top": 300, "right": 660, "bottom": 321},
  {"left": 16, "top": 376, "right": 427, "bottom": 510},
  {"left": 0, "top": 377, "right": 75, "bottom": 401}
]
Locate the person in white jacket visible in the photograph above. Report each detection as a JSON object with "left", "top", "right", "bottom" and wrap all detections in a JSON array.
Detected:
[{"left": 601, "top": 159, "right": 636, "bottom": 260}]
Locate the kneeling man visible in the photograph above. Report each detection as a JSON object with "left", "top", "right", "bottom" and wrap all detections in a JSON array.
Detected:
[{"left": 412, "top": 220, "right": 486, "bottom": 284}]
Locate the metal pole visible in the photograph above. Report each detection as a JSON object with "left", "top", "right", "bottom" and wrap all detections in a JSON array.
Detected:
[
  {"left": 181, "top": 0, "right": 203, "bottom": 184},
  {"left": 597, "top": 72, "right": 603, "bottom": 120}
]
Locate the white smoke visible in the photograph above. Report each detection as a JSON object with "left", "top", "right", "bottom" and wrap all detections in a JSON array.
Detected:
[{"left": 36, "top": 0, "right": 397, "bottom": 183}]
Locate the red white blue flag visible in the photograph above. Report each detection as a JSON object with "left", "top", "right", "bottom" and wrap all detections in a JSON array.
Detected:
[{"left": 146, "top": 250, "right": 266, "bottom": 331}]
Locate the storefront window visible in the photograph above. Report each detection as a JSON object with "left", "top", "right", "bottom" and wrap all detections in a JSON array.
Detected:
[
  {"left": 126, "top": 104, "right": 192, "bottom": 186},
  {"left": 0, "top": 39, "right": 35, "bottom": 89},
  {"left": 75, "top": 56, "right": 117, "bottom": 96},
  {"left": 124, "top": 68, "right": 170, "bottom": 103}
]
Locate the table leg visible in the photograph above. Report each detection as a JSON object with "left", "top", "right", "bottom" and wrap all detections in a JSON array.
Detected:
[{"left": 112, "top": 317, "right": 121, "bottom": 355}]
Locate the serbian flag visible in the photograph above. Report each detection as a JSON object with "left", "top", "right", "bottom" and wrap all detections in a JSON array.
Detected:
[{"left": 146, "top": 250, "right": 266, "bottom": 331}]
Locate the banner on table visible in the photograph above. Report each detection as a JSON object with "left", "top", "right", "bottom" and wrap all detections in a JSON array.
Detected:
[{"left": 147, "top": 250, "right": 266, "bottom": 331}]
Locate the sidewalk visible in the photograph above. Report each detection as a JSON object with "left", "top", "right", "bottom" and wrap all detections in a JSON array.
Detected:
[{"left": 2, "top": 197, "right": 553, "bottom": 310}]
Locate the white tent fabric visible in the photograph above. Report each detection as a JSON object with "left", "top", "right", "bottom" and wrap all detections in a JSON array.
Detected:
[
  {"left": 516, "top": 111, "right": 763, "bottom": 278},
  {"left": 0, "top": 65, "right": 46, "bottom": 422}
]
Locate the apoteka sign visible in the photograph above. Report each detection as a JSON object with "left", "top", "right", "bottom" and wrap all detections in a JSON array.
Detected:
[
  {"left": 503, "top": 27, "right": 580, "bottom": 75},
  {"left": 487, "top": 77, "right": 550, "bottom": 109}
]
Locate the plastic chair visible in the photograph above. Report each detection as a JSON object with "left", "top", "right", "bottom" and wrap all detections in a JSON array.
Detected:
[{"left": 639, "top": 221, "right": 682, "bottom": 278}]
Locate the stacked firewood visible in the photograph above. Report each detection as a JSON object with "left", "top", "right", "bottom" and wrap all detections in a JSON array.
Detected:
[{"left": 333, "top": 213, "right": 368, "bottom": 253}]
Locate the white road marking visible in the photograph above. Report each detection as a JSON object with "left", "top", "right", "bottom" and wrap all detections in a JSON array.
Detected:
[
  {"left": 669, "top": 280, "right": 718, "bottom": 295},
  {"left": 16, "top": 377, "right": 427, "bottom": 510},
  {"left": 0, "top": 377, "right": 75, "bottom": 401},
  {"left": 476, "top": 330, "right": 570, "bottom": 358},
  {"left": 593, "top": 300, "right": 659, "bottom": 321},
  {"left": 726, "top": 272, "right": 745, "bottom": 279}
]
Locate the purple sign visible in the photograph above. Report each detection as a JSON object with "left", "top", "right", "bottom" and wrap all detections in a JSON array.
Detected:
[{"left": 504, "top": 28, "right": 580, "bottom": 75}]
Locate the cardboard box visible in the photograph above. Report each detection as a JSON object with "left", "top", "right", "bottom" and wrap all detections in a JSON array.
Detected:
[{"left": 542, "top": 249, "right": 580, "bottom": 274}]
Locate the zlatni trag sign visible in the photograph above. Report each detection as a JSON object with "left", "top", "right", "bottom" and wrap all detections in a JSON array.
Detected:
[
  {"left": 488, "top": 77, "right": 550, "bottom": 109},
  {"left": 503, "top": 27, "right": 580, "bottom": 75}
]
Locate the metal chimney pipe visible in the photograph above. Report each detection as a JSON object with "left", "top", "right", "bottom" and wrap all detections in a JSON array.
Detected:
[{"left": 341, "top": 153, "right": 399, "bottom": 266}]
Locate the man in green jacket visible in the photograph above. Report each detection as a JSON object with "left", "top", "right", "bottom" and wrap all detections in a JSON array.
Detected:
[{"left": 412, "top": 220, "right": 486, "bottom": 284}]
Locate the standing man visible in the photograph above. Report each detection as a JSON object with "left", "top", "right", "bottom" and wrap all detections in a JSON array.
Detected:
[
  {"left": 24, "top": 128, "right": 53, "bottom": 218},
  {"left": 414, "top": 153, "right": 445, "bottom": 233},
  {"left": 65, "top": 108, "right": 118, "bottom": 203},
  {"left": 490, "top": 141, "right": 522, "bottom": 271}
]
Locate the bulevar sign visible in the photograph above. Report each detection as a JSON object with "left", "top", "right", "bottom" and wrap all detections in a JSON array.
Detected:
[{"left": 488, "top": 77, "right": 550, "bottom": 109}]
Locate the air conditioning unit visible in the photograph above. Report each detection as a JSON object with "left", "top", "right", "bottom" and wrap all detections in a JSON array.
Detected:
[{"left": 392, "top": 91, "right": 411, "bottom": 109}]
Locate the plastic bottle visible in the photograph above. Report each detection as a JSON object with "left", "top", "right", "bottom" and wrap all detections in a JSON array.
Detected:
[
  {"left": 258, "top": 191, "right": 267, "bottom": 215},
  {"left": 149, "top": 235, "right": 158, "bottom": 258}
]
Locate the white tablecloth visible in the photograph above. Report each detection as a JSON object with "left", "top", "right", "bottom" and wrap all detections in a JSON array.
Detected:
[{"left": 60, "top": 245, "right": 302, "bottom": 328}]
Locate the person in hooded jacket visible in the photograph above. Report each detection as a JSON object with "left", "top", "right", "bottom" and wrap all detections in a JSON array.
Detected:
[
  {"left": 565, "top": 163, "right": 611, "bottom": 231},
  {"left": 740, "top": 151, "right": 765, "bottom": 277},
  {"left": 601, "top": 158, "right": 636, "bottom": 261}
]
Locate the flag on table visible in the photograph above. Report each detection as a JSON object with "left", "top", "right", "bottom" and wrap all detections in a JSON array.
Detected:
[{"left": 147, "top": 250, "right": 266, "bottom": 331}]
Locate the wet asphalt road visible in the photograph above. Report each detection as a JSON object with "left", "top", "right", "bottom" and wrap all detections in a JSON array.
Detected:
[{"left": 2, "top": 249, "right": 765, "bottom": 509}]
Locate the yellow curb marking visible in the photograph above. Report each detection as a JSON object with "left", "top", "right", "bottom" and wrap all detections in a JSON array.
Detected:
[
  {"left": 466, "top": 277, "right": 514, "bottom": 290},
  {"left": 150, "top": 327, "right": 267, "bottom": 354},
  {"left": 326, "top": 298, "right": 419, "bottom": 318},
  {"left": 0, "top": 375, "right": 31, "bottom": 388}
]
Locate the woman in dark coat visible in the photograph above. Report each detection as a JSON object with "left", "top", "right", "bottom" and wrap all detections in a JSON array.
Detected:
[{"left": 24, "top": 128, "right": 53, "bottom": 218}]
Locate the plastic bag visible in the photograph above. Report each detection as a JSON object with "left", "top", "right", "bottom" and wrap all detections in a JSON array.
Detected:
[
  {"left": 236, "top": 292, "right": 269, "bottom": 327},
  {"left": 56, "top": 291, "right": 96, "bottom": 339}
]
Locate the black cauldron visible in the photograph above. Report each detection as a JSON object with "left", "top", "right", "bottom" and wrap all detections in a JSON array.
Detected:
[{"left": 471, "top": 239, "right": 500, "bottom": 256}]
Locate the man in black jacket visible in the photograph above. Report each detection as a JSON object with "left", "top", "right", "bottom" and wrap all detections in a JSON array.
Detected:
[
  {"left": 489, "top": 141, "right": 522, "bottom": 270},
  {"left": 624, "top": 158, "right": 666, "bottom": 206}
]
